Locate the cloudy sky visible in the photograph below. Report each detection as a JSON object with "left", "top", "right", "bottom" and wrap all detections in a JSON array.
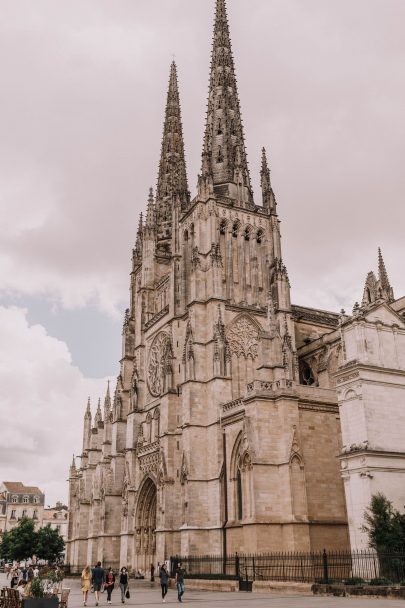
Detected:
[{"left": 0, "top": 0, "right": 404, "bottom": 506}]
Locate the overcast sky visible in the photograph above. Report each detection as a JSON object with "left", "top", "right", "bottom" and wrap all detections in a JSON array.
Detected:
[{"left": 0, "top": 0, "right": 404, "bottom": 507}]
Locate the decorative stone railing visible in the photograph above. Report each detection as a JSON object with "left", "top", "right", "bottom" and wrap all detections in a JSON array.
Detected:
[
  {"left": 137, "top": 440, "right": 159, "bottom": 457},
  {"left": 144, "top": 305, "right": 169, "bottom": 331},
  {"left": 221, "top": 398, "right": 244, "bottom": 413},
  {"left": 246, "top": 379, "right": 294, "bottom": 394}
]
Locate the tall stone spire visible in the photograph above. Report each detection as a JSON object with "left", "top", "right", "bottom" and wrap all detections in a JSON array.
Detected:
[
  {"left": 261, "top": 147, "right": 276, "bottom": 214},
  {"left": 200, "top": 0, "right": 253, "bottom": 206},
  {"left": 156, "top": 62, "right": 190, "bottom": 236}
]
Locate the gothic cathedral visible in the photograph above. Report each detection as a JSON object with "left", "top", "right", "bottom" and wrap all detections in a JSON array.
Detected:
[{"left": 66, "top": 0, "right": 405, "bottom": 571}]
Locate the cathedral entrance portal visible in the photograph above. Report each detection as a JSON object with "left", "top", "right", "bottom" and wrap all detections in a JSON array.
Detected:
[{"left": 135, "top": 477, "right": 157, "bottom": 573}]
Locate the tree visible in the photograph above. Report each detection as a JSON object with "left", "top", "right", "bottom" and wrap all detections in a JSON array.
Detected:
[
  {"left": 0, "top": 517, "right": 38, "bottom": 562},
  {"left": 36, "top": 525, "right": 65, "bottom": 562},
  {"left": 363, "top": 493, "right": 405, "bottom": 551}
]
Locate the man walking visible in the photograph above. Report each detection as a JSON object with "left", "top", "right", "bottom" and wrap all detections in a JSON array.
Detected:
[
  {"left": 175, "top": 563, "right": 185, "bottom": 603},
  {"left": 92, "top": 562, "right": 105, "bottom": 607}
]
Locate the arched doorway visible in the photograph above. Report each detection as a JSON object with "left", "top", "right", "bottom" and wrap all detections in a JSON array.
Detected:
[{"left": 135, "top": 477, "right": 157, "bottom": 572}]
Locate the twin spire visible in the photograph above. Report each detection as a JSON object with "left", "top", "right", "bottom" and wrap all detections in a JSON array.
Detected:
[
  {"left": 133, "top": 0, "right": 274, "bottom": 260},
  {"left": 156, "top": 61, "right": 190, "bottom": 213},
  {"left": 201, "top": 0, "right": 253, "bottom": 205}
]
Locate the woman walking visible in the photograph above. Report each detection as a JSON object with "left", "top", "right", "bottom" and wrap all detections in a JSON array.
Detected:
[
  {"left": 159, "top": 563, "right": 170, "bottom": 603},
  {"left": 81, "top": 566, "right": 92, "bottom": 606},
  {"left": 104, "top": 568, "right": 116, "bottom": 605},
  {"left": 119, "top": 567, "right": 129, "bottom": 604}
]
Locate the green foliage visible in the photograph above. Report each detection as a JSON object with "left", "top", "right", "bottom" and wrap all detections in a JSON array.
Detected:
[
  {"left": 363, "top": 493, "right": 405, "bottom": 551},
  {"left": 29, "top": 577, "right": 46, "bottom": 598},
  {"left": 369, "top": 577, "right": 393, "bottom": 586},
  {"left": 0, "top": 531, "right": 12, "bottom": 560},
  {"left": 36, "top": 525, "right": 65, "bottom": 563},
  {"left": 343, "top": 577, "right": 365, "bottom": 586},
  {"left": 0, "top": 518, "right": 37, "bottom": 562}
]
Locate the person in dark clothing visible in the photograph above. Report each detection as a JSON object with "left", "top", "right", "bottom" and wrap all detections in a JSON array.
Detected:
[
  {"left": 104, "top": 568, "right": 115, "bottom": 605},
  {"left": 175, "top": 563, "right": 185, "bottom": 603},
  {"left": 91, "top": 562, "right": 105, "bottom": 607},
  {"left": 150, "top": 563, "right": 155, "bottom": 582},
  {"left": 159, "top": 564, "right": 170, "bottom": 603},
  {"left": 119, "top": 567, "right": 129, "bottom": 604}
]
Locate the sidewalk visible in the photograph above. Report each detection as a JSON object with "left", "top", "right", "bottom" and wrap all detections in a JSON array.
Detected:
[{"left": 2, "top": 573, "right": 405, "bottom": 608}]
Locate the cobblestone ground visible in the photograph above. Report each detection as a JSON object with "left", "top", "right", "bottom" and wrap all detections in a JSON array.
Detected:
[{"left": 2, "top": 574, "right": 404, "bottom": 608}]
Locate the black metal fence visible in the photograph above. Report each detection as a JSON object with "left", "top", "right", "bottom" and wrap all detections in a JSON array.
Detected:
[{"left": 170, "top": 549, "right": 405, "bottom": 584}]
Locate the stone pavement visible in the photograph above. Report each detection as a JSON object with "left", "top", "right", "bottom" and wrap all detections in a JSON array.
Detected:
[{"left": 1, "top": 575, "right": 404, "bottom": 608}]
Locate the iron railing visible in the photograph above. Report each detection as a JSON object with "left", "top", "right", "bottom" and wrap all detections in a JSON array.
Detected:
[{"left": 170, "top": 549, "right": 405, "bottom": 584}]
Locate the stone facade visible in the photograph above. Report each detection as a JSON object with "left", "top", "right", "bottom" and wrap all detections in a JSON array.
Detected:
[{"left": 66, "top": 0, "right": 404, "bottom": 570}]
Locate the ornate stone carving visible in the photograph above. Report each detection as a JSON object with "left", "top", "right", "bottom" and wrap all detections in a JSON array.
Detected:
[
  {"left": 226, "top": 316, "right": 259, "bottom": 359},
  {"left": 147, "top": 332, "right": 173, "bottom": 397}
]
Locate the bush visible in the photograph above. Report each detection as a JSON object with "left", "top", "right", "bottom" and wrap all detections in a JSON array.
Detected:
[
  {"left": 344, "top": 577, "right": 365, "bottom": 586},
  {"left": 369, "top": 577, "right": 393, "bottom": 586}
]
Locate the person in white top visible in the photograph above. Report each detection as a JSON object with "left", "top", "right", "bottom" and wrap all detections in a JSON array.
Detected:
[{"left": 33, "top": 567, "right": 39, "bottom": 578}]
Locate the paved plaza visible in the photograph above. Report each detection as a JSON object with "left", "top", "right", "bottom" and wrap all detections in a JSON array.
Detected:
[{"left": 2, "top": 575, "right": 404, "bottom": 608}]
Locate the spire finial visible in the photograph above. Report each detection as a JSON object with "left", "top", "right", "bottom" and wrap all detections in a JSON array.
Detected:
[
  {"left": 156, "top": 61, "right": 190, "bottom": 233},
  {"left": 200, "top": 0, "right": 253, "bottom": 206},
  {"left": 260, "top": 147, "right": 276, "bottom": 213}
]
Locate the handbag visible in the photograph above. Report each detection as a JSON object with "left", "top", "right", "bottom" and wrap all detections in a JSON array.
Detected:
[{"left": 125, "top": 589, "right": 130, "bottom": 599}]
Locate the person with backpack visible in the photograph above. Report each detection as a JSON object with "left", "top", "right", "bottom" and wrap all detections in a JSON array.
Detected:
[{"left": 91, "top": 562, "right": 105, "bottom": 607}]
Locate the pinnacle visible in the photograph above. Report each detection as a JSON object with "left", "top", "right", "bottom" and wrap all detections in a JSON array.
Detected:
[
  {"left": 377, "top": 246, "right": 394, "bottom": 300},
  {"left": 104, "top": 380, "right": 111, "bottom": 416},
  {"left": 85, "top": 397, "right": 91, "bottom": 418},
  {"left": 146, "top": 187, "right": 155, "bottom": 227},
  {"left": 261, "top": 146, "right": 276, "bottom": 214}
]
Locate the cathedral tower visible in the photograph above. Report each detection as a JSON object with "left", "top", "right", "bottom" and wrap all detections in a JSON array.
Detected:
[{"left": 67, "top": 0, "right": 351, "bottom": 572}]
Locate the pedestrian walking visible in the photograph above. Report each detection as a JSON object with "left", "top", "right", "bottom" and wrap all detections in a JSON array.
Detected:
[
  {"left": 81, "top": 566, "right": 92, "bottom": 606},
  {"left": 159, "top": 563, "right": 170, "bottom": 603},
  {"left": 91, "top": 562, "right": 105, "bottom": 607},
  {"left": 150, "top": 563, "right": 155, "bottom": 582},
  {"left": 33, "top": 566, "right": 39, "bottom": 578},
  {"left": 104, "top": 568, "right": 115, "bottom": 605},
  {"left": 119, "top": 567, "right": 129, "bottom": 604},
  {"left": 175, "top": 563, "right": 185, "bottom": 603}
]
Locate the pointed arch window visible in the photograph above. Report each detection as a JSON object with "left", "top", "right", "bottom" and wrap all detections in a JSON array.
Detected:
[
  {"left": 256, "top": 230, "right": 263, "bottom": 244},
  {"left": 217, "top": 146, "right": 223, "bottom": 163},
  {"left": 217, "top": 119, "right": 223, "bottom": 135}
]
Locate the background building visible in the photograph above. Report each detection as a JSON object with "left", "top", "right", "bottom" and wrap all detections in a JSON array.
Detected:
[
  {"left": 43, "top": 502, "right": 69, "bottom": 545},
  {"left": 0, "top": 482, "right": 45, "bottom": 535},
  {"left": 66, "top": 0, "right": 405, "bottom": 572}
]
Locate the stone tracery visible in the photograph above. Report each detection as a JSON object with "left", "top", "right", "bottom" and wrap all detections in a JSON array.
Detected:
[
  {"left": 147, "top": 332, "right": 173, "bottom": 397},
  {"left": 226, "top": 316, "right": 259, "bottom": 359}
]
